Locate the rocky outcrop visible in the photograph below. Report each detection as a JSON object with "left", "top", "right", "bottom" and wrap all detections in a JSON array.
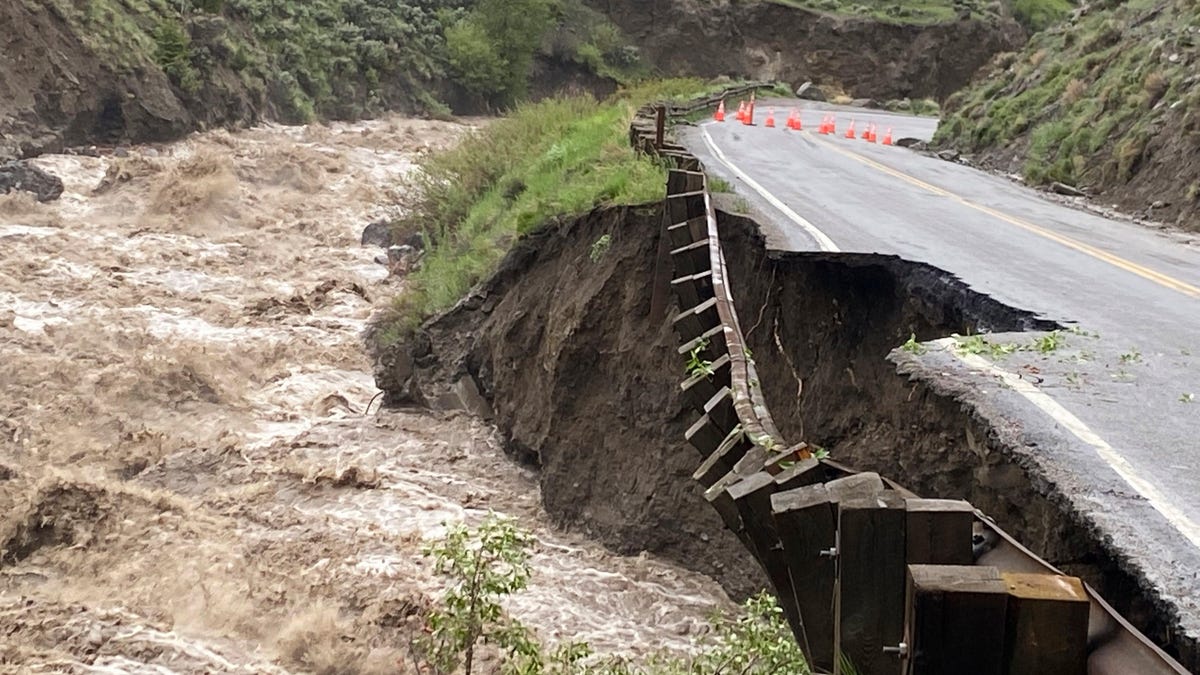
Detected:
[
  {"left": 587, "top": 0, "right": 1026, "bottom": 100},
  {"left": 0, "top": 161, "right": 64, "bottom": 202},
  {"left": 0, "top": 2, "right": 255, "bottom": 160}
]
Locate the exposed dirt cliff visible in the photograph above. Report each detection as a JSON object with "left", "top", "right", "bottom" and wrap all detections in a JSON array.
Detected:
[
  {"left": 372, "top": 205, "right": 767, "bottom": 599},
  {"left": 587, "top": 0, "right": 1026, "bottom": 100},
  {"left": 374, "top": 203, "right": 1197, "bottom": 666}
]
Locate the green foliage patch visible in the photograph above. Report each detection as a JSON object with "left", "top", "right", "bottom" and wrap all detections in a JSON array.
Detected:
[
  {"left": 30, "top": 0, "right": 644, "bottom": 122},
  {"left": 417, "top": 514, "right": 812, "bottom": 674}
]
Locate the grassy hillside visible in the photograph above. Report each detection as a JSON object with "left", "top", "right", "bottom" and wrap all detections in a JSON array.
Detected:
[
  {"left": 375, "top": 79, "right": 750, "bottom": 342},
  {"left": 935, "top": 0, "right": 1200, "bottom": 227}
]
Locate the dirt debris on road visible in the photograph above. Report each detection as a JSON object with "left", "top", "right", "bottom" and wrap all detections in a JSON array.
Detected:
[{"left": 0, "top": 116, "right": 733, "bottom": 673}]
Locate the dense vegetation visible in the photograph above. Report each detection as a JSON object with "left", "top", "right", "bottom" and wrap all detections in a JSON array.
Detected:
[
  {"left": 935, "top": 0, "right": 1200, "bottom": 225},
  {"left": 27, "top": 0, "right": 642, "bottom": 122}
]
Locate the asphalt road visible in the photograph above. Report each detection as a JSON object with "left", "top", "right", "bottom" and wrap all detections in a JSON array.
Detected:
[{"left": 680, "top": 98, "right": 1200, "bottom": 637}]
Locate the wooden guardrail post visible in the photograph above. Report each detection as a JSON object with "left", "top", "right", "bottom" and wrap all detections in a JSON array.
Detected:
[
  {"left": 836, "top": 491, "right": 907, "bottom": 675},
  {"left": 772, "top": 483, "right": 838, "bottom": 671},
  {"left": 1002, "top": 573, "right": 1090, "bottom": 675},
  {"left": 905, "top": 499, "right": 975, "bottom": 566},
  {"left": 904, "top": 565, "right": 1008, "bottom": 675},
  {"left": 654, "top": 105, "right": 666, "bottom": 149}
]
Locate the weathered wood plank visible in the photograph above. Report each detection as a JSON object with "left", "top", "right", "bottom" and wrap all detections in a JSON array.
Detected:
[
  {"left": 665, "top": 191, "right": 706, "bottom": 228},
  {"left": 1002, "top": 573, "right": 1090, "bottom": 675},
  {"left": 905, "top": 499, "right": 975, "bottom": 566},
  {"left": 679, "top": 354, "right": 730, "bottom": 412},
  {"left": 671, "top": 296, "right": 720, "bottom": 339},
  {"left": 669, "top": 238, "right": 711, "bottom": 277},
  {"left": 692, "top": 425, "right": 750, "bottom": 487},
  {"left": 771, "top": 483, "right": 837, "bottom": 672},
  {"left": 826, "top": 472, "right": 885, "bottom": 504},
  {"left": 837, "top": 492, "right": 907, "bottom": 675},
  {"left": 773, "top": 457, "right": 826, "bottom": 491},
  {"left": 667, "top": 169, "right": 705, "bottom": 194},
  {"left": 728, "top": 472, "right": 808, "bottom": 641},
  {"left": 904, "top": 565, "right": 1007, "bottom": 675}
]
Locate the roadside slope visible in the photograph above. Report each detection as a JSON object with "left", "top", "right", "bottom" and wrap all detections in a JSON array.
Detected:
[
  {"left": 935, "top": 0, "right": 1200, "bottom": 228},
  {"left": 590, "top": 0, "right": 1026, "bottom": 100}
]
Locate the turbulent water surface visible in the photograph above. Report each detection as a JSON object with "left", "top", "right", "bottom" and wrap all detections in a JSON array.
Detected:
[{"left": 0, "top": 117, "right": 733, "bottom": 674}]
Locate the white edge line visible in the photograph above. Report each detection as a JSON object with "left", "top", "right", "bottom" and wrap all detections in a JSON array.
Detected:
[
  {"left": 931, "top": 336, "right": 1200, "bottom": 550},
  {"left": 698, "top": 124, "right": 840, "bottom": 253}
]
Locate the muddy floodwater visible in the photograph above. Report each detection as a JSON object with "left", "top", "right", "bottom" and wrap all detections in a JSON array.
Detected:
[{"left": 0, "top": 117, "right": 733, "bottom": 673}]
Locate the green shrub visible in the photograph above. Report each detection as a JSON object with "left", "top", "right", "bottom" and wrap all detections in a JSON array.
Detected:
[
  {"left": 1012, "top": 0, "right": 1073, "bottom": 31},
  {"left": 153, "top": 20, "right": 200, "bottom": 94},
  {"left": 446, "top": 0, "right": 559, "bottom": 107}
]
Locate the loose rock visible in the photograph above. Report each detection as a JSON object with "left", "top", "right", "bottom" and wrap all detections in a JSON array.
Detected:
[
  {"left": 1050, "top": 181, "right": 1086, "bottom": 197},
  {"left": 361, "top": 218, "right": 393, "bottom": 247},
  {"left": 795, "top": 82, "right": 827, "bottom": 102},
  {"left": 0, "top": 161, "right": 64, "bottom": 202}
]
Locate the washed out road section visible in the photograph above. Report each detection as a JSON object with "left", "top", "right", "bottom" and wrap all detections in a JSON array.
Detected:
[{"left": 681, "top": 98, "right": 1200, "bottom": 636}]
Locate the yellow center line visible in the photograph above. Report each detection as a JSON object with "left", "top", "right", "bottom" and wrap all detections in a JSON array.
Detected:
[{"left": 810, "top": 134, "right": 1200, "bottom": 299}]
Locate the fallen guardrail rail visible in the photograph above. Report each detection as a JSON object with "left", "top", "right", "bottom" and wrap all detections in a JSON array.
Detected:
[{"left": 631, "top": 88, "right": 1189, "bottom": 675}]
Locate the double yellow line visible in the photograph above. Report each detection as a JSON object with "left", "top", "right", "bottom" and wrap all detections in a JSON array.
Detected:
[{"left": 811, "top": 135, "right": 1200, "bottom": 299}]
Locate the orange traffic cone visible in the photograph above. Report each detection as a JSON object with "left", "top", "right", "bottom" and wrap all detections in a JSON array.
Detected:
[
  {"left": 882, "top": 127, "right": 894, "bottom": 146},
  {"left": 735, "top": 101, "right": 745, "bottom": 122},
  {"left": 743, "top": 98, "right": 755, "bottom": 126},
  {"left": 828, "top": 116, "right": 837, "bottom": 135},
  {"left": 865, "top": 123, "right": 876, "bottom": 143},
  {"left": 844, "top": 120, "right": 856, "bottom": 139},
  {"left": 715, "top": 100, "right": 726, "bottom": 123},
  {"left": 818, "top": 115, "right": 830, "bottom": 134},
  {"left": 765, "top": 108, "right": 776, "bottom": 128},
  {"left": 790, "top": 109, "right": 802, "bottom": 131}
]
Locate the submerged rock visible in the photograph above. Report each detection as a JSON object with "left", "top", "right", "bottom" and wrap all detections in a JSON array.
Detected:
[{"left": 361, "top": 218, "right": 392, "bottom": 247}]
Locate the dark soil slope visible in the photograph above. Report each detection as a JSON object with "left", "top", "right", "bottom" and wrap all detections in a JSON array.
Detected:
[
  {"left": 589, "top": 0, "right": 1026, "bottom": 100},
  {"left": 372, "top": 205, "right": 766, "bottom": 599}
]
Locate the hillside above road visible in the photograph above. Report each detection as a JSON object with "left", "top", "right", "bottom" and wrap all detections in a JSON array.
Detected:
[
  {"left": 935, "top": 0, "right": 1200, "bottom": 230},
  {"left": 592, "top": 0, "right": 1026, "bottom": 101}
]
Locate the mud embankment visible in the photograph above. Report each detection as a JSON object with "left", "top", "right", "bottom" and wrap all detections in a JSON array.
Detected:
[
  {"left": 587, "top": 0, "right": 1025, "bottom": 100},
  {"left": 374, "top": 205, "right": 766, "bottom": 599},
  {"left": 378, "top": 203, "right": 1192, "bottom": 665}
]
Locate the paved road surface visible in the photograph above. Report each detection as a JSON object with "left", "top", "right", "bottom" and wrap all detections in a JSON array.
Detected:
[{"left": 680, "top": 98, "right": 1200, "bottom": 638}]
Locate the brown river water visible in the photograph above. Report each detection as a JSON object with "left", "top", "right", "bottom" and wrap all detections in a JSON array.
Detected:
[{"left": 0, "top": 116, "right": 733, "bottom": 673}]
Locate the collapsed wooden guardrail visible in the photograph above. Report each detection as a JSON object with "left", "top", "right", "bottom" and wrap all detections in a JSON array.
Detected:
[{"left": 630, "top": 89, "right": 1188, "bottom": 675}]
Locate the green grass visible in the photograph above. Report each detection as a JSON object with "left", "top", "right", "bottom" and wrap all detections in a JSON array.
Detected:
[
  {"left": 378, "top": 80, "right": 715, "bottom": 341},
  {"left": 768, "top": 0, "right": 964, "bottom": 24}
]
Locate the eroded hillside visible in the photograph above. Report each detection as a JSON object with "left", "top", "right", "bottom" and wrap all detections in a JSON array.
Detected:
[{"left": 587, "top": 0, "right": 1028, "bottom": 100}]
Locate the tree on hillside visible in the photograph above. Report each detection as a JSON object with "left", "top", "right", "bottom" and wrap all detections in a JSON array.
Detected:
[{"left": 445, "top": 0, "right": 559, "bottom": 107}]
